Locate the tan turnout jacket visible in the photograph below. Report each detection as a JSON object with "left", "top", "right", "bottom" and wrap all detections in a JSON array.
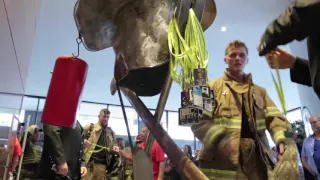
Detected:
[{"left": 191, "top": 69, "right": 290, "bottom": 179}]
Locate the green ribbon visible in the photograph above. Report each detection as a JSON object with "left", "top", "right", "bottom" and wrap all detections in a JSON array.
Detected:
[
  {"left": 168, "top": 8, "right": 209, "bottom": 90},
  {"left": 270, "top": 56, "right": 286, "bottom": 114},
  {"left": 87, "top": 142, "right": 110, "bottom": 153}
]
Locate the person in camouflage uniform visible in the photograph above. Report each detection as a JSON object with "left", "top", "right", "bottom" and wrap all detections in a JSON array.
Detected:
[
  {"left": 20, "top": 125, "right": 42, "bottom": 179},
  {"left": 116, "top": 138, "right": 133, "bottom": 180},
  {"left": 191, "top": 40, "right": 291, "bottom": 180},
  {"left": 82, "top": 108, "right": 119, "bottom": 180}
]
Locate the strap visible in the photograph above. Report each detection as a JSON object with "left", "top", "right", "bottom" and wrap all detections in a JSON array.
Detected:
[
  {"left": 90, "top": 123, "right": 94, "bottom": 132},
  {"left": 116, "top": 81, "right": 134, "bottom": 150},
  {"left": 247, "top": 85, "right": 270, "bottom": 167},
  {"left": 84, "top": 123, "right": 94, "bottom": 140}
]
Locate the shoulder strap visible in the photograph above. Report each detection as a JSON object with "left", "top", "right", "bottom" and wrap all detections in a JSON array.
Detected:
[
  {"left": 90, "top": 123, "right": 94, "bottom": 132},
  {"left": 85, "top": 123, "right": 94, "bottom": 140}
]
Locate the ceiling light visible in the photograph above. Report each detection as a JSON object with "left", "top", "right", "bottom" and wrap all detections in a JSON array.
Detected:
[{"left": 221, "top": 26, "right": 227, "bottom": 32}]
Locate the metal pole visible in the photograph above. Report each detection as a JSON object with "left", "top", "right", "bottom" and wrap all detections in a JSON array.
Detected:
[
  {"left": 16, "top": 115, "right": 31, "bottom": 180},
  {"left": 34, "top": 98, "right": 40, "bottom": 125},
  {"left": 121, "top": 87, "right": 208, "bottom": 180},
  {"left": 193, "top": 136, "right": 196, "bottom": 152},
  {"left": 144, "top": 75, "right": 172, "bottom": 152}
]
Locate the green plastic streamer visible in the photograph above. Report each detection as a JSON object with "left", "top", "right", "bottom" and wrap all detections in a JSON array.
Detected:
[
  {"left": 168, "top": 8, "right": 209, "bottom": 90},
  {"left": 87, "top": 142, "right": 110, "bottom": 153},
  {"left": 271, "top": 56, "right": 287, "bottom": 114}
]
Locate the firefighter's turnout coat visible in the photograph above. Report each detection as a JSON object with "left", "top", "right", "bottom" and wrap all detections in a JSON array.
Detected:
[{"left": 191, "top": 69, "right": 290, "bottom": 179}]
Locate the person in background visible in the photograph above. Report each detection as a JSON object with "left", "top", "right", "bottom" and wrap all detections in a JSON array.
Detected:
[
  {"left": 20, "top": 125, "right": 43, "bottom": 179},
  {"left": 294, "top": 134, "right": 315, "bottom": 180},
  {"left": 40, "top": 121, "right": 87, "bottom": 180},
  {"left": 116, "top": 137, "right": 133, "bottom": 180},
  {"left": 117, "top": 126, "right": 165, "bottom": 180},
  {"left": 164, "top": 158, "right": 183, "bottom": 180},
  {"left": 302, "top": 116, "right": 320, "bottom": 180},
  {"left": 9, "top": 137, "right": 22, "bottom": 178},
  {"left": 183, "top": 145, "right": 194, "bottom": 162},
  {"left": 295, "top": 134, "right": 305, "bottom": 155}
]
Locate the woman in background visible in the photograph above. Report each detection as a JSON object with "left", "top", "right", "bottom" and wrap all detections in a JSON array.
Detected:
[{"left": 183, "top": 145, "right": 194, "bottom": 161}]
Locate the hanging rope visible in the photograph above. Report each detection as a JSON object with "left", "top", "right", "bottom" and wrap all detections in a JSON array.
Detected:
[
  {"left": 270, "top": 55, "right": 286, "bottom": 114},
  {"left": 168, "top": 8, "right": 209, "bottom": 90}
]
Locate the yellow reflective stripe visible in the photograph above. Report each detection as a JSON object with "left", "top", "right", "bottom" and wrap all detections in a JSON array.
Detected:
[
  {"left": 256, "top": 119, "right": 266, "bottom": 131},
  {"left": 267, "top": 170, "right": 273, "bottom": 177},
  {"left": 201, "top": 168, "right": 237, "bottom": 180},
  {"left": 273, "top": 131, "right": 285, "bottom": 144},
  {"left": 214, "top": 117, "right": 241, "bottom": 129},
  {"left": 265, "top": 107, "right": 282, "bottom": 116},
  {"left": 203, "top": 125, "right": 226, "bottom": 148}
]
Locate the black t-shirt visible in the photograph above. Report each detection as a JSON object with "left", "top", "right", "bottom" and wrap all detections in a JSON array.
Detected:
[
  {"left": 241, "top": 102, "right": 254, "bottom": 138},
  {"left": 94, "top": 128, "right": 108, "bottom": 159}
]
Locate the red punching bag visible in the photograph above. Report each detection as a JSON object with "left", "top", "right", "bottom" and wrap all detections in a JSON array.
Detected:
[{"left": 41, "top": 56, "right": 88, "bottom": 128}]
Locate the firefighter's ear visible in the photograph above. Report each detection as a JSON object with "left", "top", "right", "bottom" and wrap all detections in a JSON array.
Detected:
[
  {"left": 246, "top": 57, "right": 249, "bottom": 64},
  {"left": 224, "top": 57, "right": 227, "bottom": 64}
]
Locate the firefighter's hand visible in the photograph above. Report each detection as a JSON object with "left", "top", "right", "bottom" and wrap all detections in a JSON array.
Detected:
[
  {"left": 56, "top": 162, "right": 68, "bottom": 176},
  {"left": 277, "top": 142, "right": 285, "bottom": 160},
  {"left": 84, "top": 139, "right": 90, "bottom": 148},
  {"left": 221, "top": 138, "right": 237, "bottom": 158},
  {"left": 80, "top": 167, "right": 87, "bottom": 177},
  {"left": 265, "top": 48, "right": 296, "bottom": 69}
]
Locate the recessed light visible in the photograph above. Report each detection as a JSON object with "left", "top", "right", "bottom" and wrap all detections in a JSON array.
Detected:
[{"left": 221, "top": 26, "right": 227, "bottom": 32}]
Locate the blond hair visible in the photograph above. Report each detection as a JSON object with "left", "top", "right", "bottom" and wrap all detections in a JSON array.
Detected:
[{"left": 225, "top": 40, "right": 249, "bottom": 55}]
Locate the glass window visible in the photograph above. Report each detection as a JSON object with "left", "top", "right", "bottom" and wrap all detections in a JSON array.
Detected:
[
  {"left": 167, "top": 111, "right": 194, "bottom": 148},
  {"left": 0, "top": 112, "right": 14, "bottom": 127},
  {"left": 137, "top": 110, "right": 167, "bottom": 134},
  {"left": 108, "top": 105, "right": 138, "bottom": 137},
  {"left": 33, "top": 98, "right": 46, "bottom": 129},
  {"left": 77, "top": 102, "right": 108, "bottom": 126},
  {"left": 21, "top": 96, "right": 40, "bottom": 125},
  {"left": 285, "top": 108, "right": 302, "bottom": 123},
  {"left": 195, "top": 138, "right": 202, "bottom": 150}
]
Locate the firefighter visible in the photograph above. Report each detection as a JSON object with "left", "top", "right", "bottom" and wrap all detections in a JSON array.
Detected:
[
  {"left": 83, "top": 108, "right": 120, "bottom": 180},
  {"left": 191, "top": 40, "right": 291, "bottom": 180}
]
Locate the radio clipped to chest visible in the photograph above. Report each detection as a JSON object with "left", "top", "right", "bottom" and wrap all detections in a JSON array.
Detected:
[{"left": 178, "top": 68, "right": 215, "bottom": 126}]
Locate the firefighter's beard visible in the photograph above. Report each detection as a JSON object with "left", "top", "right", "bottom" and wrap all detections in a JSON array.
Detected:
[{"left": 99, "top": 119, "right": 108, "bottom": 126}]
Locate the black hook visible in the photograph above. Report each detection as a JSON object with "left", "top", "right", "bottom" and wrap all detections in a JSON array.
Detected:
[{"left": 72, "top": 35, "right": 82, "bottom": 57}]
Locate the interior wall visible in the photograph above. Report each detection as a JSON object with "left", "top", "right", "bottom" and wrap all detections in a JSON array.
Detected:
[{"left": 0, "top": 0, "right": 41, "bottom": 95}]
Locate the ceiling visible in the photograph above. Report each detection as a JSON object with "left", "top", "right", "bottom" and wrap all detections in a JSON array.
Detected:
[
  {"left": 0, "top": 0, "right": 40, "bottom": 111},
  {"left": 2, "top": 0, "right": 302, "bottom": 112}
]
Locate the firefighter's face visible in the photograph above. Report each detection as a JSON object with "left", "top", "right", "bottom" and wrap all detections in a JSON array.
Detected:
[
  {"left": 32, "top": 132, "right": 40, "bottom": 142},
  {"left": 99, "top": 111, "right": 110, "bottom": 126},
  {"left": 224, "top": 46, "right": 248, "bottom": 73}
]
